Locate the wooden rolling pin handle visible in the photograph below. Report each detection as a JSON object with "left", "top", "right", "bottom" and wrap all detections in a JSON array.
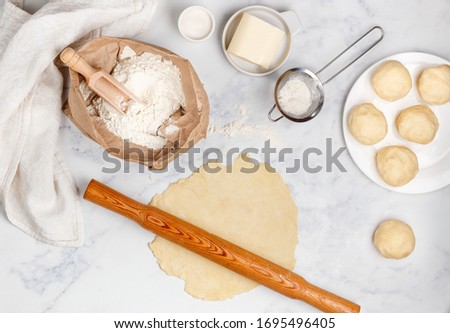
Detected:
[
  {"left": 60, "top": 47, "right": 97, "bottom": 79},
  {"left": 84, "top": 179, "right": 360, "bottom": 313}
]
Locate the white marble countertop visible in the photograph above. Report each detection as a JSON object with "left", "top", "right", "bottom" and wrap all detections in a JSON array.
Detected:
[{"left": 1, "top": 0, "right": 449, "bottom": 313}]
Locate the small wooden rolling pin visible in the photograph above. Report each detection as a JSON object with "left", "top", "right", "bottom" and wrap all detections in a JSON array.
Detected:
[{"left": 84, "top": 179, "right": 360, "bottom": 313}]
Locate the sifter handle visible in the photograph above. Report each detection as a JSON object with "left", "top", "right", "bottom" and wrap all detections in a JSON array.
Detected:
[{"left": 316, "top": 26, "right": 384, "bottom": 85}]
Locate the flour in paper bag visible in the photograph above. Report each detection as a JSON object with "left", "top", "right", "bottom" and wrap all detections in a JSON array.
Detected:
[{"left": 82, "top": 46, "right": 184, "bottom": 149}]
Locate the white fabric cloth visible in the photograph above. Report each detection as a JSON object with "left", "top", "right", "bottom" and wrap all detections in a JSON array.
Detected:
[{"left": 0, "top": 0, "right": 157, "bottom": 246}]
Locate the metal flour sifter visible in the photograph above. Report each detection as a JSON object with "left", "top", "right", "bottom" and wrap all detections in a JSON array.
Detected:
[{"left": 269, "top": 26, "right": 384, "bottom": 122}]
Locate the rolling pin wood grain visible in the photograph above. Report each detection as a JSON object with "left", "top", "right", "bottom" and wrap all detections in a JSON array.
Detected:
[
  {"left": 60, "top": 47, "right": 139, "bottom": 113},
  {"left": 84, "top": 179, "right": 360, "bottom": 313}
]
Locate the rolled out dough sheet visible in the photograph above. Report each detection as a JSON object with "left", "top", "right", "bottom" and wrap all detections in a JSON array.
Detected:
[{"left": 149, "top": 155, "right": 298, "bottom": 301}]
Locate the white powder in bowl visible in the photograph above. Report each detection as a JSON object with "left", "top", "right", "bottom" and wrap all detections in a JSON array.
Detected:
[
  {"left": 278, "top": 77, "right": 312, "bottom": 118},
  {"left": 178, "top": 6, "right": 214, "bottom": 41},
  {"left": 85, "top": 46, "right": 185, "bottom": 150}
]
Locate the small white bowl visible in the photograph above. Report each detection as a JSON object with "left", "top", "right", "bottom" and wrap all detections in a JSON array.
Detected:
[{"left": 178, "top": 6, "right": 215, "bottom": 42}]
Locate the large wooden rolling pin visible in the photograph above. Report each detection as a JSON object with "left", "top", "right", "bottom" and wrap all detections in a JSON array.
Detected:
[{"left": 84, "top": 179, "right": 360, "bottom": 313}]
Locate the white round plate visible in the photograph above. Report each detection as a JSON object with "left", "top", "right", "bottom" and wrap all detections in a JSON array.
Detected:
[
  {"left": 343, "top": 52, "right": 450, "bottom": 194},
  {"left": 222, "top": 6, "right": 299, "bottom": 76}
]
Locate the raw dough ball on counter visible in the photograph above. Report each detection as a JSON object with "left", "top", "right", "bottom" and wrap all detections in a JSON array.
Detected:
[
  {"left": 149, "top": 155, "right": 298, "bottom": 301},
  {"left": 376, "top": 146, "right": 418, "bottom": 187},
  {"left": 396, "top": 105, "right": 439, "bottom": 144},
  {"left": 371, "top": 60, "right": 412, "bottom": 101},
  {"left": 348, "top": 103, "right": 387, "bottom": 145},
  {"left": 373, "top": 220, "right": 415, "bottom": 259},
  {"left": 417, "top": 65, "right": 450, "bottom": 105}
]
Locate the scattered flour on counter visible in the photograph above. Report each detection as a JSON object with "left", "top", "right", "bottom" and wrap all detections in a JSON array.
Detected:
[
  {"left": 82, "top": 46, "right": 185, "bottom": 149},
  {"left": 208, "top": 104, "right": 281, "bottom": 146},
  {"left": 278, "top": 77, "right": 312, "bottom": 118}
]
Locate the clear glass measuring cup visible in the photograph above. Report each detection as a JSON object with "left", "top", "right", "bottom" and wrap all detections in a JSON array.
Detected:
[{"left": 268, "top": 26, "right": 384, "bottom": 122}]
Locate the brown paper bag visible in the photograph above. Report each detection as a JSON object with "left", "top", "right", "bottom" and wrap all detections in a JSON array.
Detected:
[{"left": 63, "top": 37, "right": 210, "bottom": 169}]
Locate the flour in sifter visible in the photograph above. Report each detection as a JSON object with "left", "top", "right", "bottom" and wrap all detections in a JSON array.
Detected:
[{"left": 278, "top": 77, "right": 312, "bottom": 118}]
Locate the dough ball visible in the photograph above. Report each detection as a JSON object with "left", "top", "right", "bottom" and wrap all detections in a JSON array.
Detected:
[
  {"left": 371, "top": 60, "right": 412, "bottom": 101},
  {"left": 373, "top": 220, "right": 415, "bottom": 259},
  {"left": 396, "top": 105, "right": 439, "bottom": 144},
  {"left": 417, "top": 65, "right": 450, "bottom": 105},
  {"left": 376, "top": 146, "right": 418, "bottom": 187},
  {"left": 348, "top": 103, "right": 387, "bottom": 145}
]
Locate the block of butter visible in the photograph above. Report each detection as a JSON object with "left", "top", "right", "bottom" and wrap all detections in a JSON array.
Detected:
[{"left": 227, "top": 12, "right": 286, "bottom": 70}]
